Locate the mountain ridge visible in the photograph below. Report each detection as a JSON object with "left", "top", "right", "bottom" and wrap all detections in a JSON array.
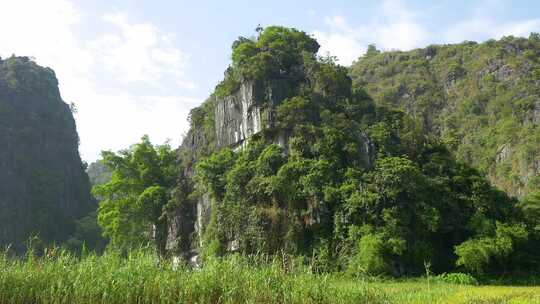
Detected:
[{"left": 350, "top": 34, "right": 540, "bottom": 196}]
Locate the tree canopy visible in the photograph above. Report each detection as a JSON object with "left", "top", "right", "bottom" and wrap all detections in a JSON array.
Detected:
[
  {"left": 94, "top": 135, "right": 176, "bottom": 256},
  {"left": 189, "top": 26, "right": 538, "bottom": 276}
]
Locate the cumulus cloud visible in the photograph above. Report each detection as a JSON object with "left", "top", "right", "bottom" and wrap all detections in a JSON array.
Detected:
[
  {"left": 444, "top": 0, "right": 540, "bottom": 42},
  {"left": 445, "top": 17, "right": 540, "bottom": 43},
  {"left": 0, "top": 0, "right": 198, "bottom": 161},
  {"left": 312, "top": 16, "right": 366, "bottom": 65},
  {"left": 313, "top": 0, "right": 430, "bottom": 65},
  {"left": 91, "top": 13, "right": 193, "bottom": 89},
  {"left": 313, "top": 0, "right": 540, "bottom": 65},
  {"left": 75, "top": 93, "right": 198, "bottom": 161}
]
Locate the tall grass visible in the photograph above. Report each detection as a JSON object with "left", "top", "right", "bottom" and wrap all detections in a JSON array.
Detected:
[
  {"left": 1, "top": 249, "right": 539, "bottom": 303},
  {"left": 0, "top": 249, "right": 386, "bottom": 304}
]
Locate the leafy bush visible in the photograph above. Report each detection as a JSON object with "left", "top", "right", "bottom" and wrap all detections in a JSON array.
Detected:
[
  {"left": 348, "top": 233, "right": 389, "bottom": 276},
  {"left": 455, "top": 223, "right": 528, "bottom": 274},
  {"left": 435, "top": 272, "right": 479, "bottom": 285}
]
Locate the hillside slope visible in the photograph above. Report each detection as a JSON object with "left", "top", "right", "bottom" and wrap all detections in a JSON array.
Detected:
[
  {"left": 350, "top": 35, "right": 540, "bottom": 196},
  {"left": 164, "top": 27, "right": 537, "bottom": 275},
  {"left": 0, "top": 56, "right": 94, "bottom": 251}
]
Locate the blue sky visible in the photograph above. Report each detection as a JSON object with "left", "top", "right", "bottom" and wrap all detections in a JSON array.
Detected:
[{"left": 1, "top": 0, "right": 539, "bottom": 161}]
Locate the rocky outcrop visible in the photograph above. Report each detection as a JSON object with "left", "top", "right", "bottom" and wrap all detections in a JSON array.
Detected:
[
  {"left": 168, "top": 79, "right": 296, "bottom": 256},
  {"left": 215, "top": 80, "right": 291, "bottom": 149},
  {"left": 0, "top": 57, "right": 94, "bottom": 252},
  {"left": 215, "top": 81, "right": 266, "bottom": 149},
  {"left": 169, "top": 65, "right": 379, "bottom": 258}
]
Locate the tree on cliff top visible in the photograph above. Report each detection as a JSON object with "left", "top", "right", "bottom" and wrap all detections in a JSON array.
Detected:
[{"left": 215, "top": 26, "right": 320, "bottom": 97}]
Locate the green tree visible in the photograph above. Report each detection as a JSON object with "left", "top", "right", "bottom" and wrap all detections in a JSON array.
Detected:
[
  {"left": 519, "top": 191, "right": 540, "bottom": 231},
  {"left": 93, "top": 136, "right": 176, "bottom": 256},
  {"left": 365, "top": 44, "right": 380, "bottom": 58},
  {"left": 455, "top": 223, "right": 528, "bottom": 274}
]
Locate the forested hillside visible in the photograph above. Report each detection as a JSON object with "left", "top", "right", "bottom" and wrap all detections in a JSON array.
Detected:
[
  {"left": 103, "top": 27, "right": 538, "bottom": 276},
  {"left": 3, "top": 28, "right": 538, "bottom": 278},
  {"left": 350, "top": 35, "right": 540, "bottom": 197},
  {"left": 0, "top": 56, "right": 94, "bottom": 252}
]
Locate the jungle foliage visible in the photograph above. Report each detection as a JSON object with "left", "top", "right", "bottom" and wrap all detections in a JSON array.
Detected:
[
  {"left": 93, "top": 136, "right": 177, "bottom": 256},
  {"left": 182, "top": 27, "right": 540, "bottom": 276},
  {"left": 349, "top": 34, "right": 540, "bottom": 197}
]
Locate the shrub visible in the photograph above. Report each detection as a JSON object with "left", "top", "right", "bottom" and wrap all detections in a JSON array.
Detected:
[
  {"left": 435, "top": 272, "right": 479, "bottom": 285},
  {"left": 348, "top": 233, "right": 389, "bottom": 276}
]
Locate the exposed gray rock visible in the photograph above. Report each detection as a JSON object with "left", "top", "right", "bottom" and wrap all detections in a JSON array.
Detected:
[
  {"left": 165, "top": 206, "right": 193, "bottom": 254},
  {"left": 168, "top": 80, "right": 290, "bottom": 257},
  {"left": 215, "top": 81, "right": 266, "bottom": 148},
  {"left": 359, "top": 132, "right": 376, "bottom": 169},
  {"left": 214, "top": 80, "right": 291, "bottom": 149},
  {"left": 496, "top": 143, "right": 511, "bottom": 163},
  {"left": 195, "top": 193, "right": 211, "bottom": 248}
]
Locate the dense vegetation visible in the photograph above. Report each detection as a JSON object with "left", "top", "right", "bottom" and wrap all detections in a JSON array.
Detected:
[
  {"left": 349, "top": 34, "right": 540, "bottom": 197},
  {"left": 0, "top": 56, "right": 94, "bottom": 253},
  {"left": 159, "top": 27, "right": 540, "bottom": 277},
  {"left": 2, "top": 26, "right": 539, "bottom": 303},
  {"left": 94, "top": 136, "right": 176, "bottom": 256}
]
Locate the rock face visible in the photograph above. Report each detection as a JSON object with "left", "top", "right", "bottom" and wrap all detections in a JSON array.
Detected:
[
  {"left": 215, "top": 80, "right": 291, "bottom": 149},
  {"left": 350, "top": 36, "right": 540, "bottom": 196},
  {"left": 215, "top": 81, "right": 266, "bottom": 149},
  {"left": 0, "top": 57, "right": 93, "bottom": 251},
  {"left": 169, "top": 74, "right": 378, "bottom": 257},
  {"left": 167, "top": 79, "right": 300, "bottom": 256}
]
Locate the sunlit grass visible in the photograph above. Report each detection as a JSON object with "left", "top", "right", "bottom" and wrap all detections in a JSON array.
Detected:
[
  {"left": 363, "top": 281, "right": 540, "bottom": 304},
  {"left": 0, "top": 249, "right": 538, "bottom": 304}
]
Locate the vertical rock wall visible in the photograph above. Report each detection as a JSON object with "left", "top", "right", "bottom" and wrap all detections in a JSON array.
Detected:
[
  {"left": 0, "top": 57, "right": 93, "bottom": 251},
  {"left": 215, "top": 81, "right": 266, "bottom": 149},
  {"left": 214, "top": 80, "right": 291, "bottom": 149}
]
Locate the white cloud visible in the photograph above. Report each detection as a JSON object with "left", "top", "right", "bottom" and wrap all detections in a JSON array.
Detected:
[
  {"left": 91, "top": 13, "right": 193, "bottom": 89},
  {"left": 313, "top": 0, "right": 540, "bottom": 66},
  {"left": 499, "top": 19, "right": 540, "bottom": 37},
  {"left": 312, "top": 0, "right": 429, "bottom": 65},
  {"left": 445, "top": 17, "right": 540, "bottom": 43},
  {"left": 75, "top": 92, "right": 198, "bottom": 161},
  {"left": 0, "top": 0, "right": 199, "bottom": 162},
  {"left": 313, "top": 27, "right": 366, "bottom": 65},
  {"left": 442, "top": 0, "right": 540, "bottom": 42},
  {"left": 375, "top": 0, "right": 429, "bottom": 51}
]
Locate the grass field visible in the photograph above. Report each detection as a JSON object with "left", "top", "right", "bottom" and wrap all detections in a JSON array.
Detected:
[
  {"left": 0, "top": 249, "right": 538, "bottom": 304},
  {"left": 347, "top": 281, "right": 540, "bottom": 303}
]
